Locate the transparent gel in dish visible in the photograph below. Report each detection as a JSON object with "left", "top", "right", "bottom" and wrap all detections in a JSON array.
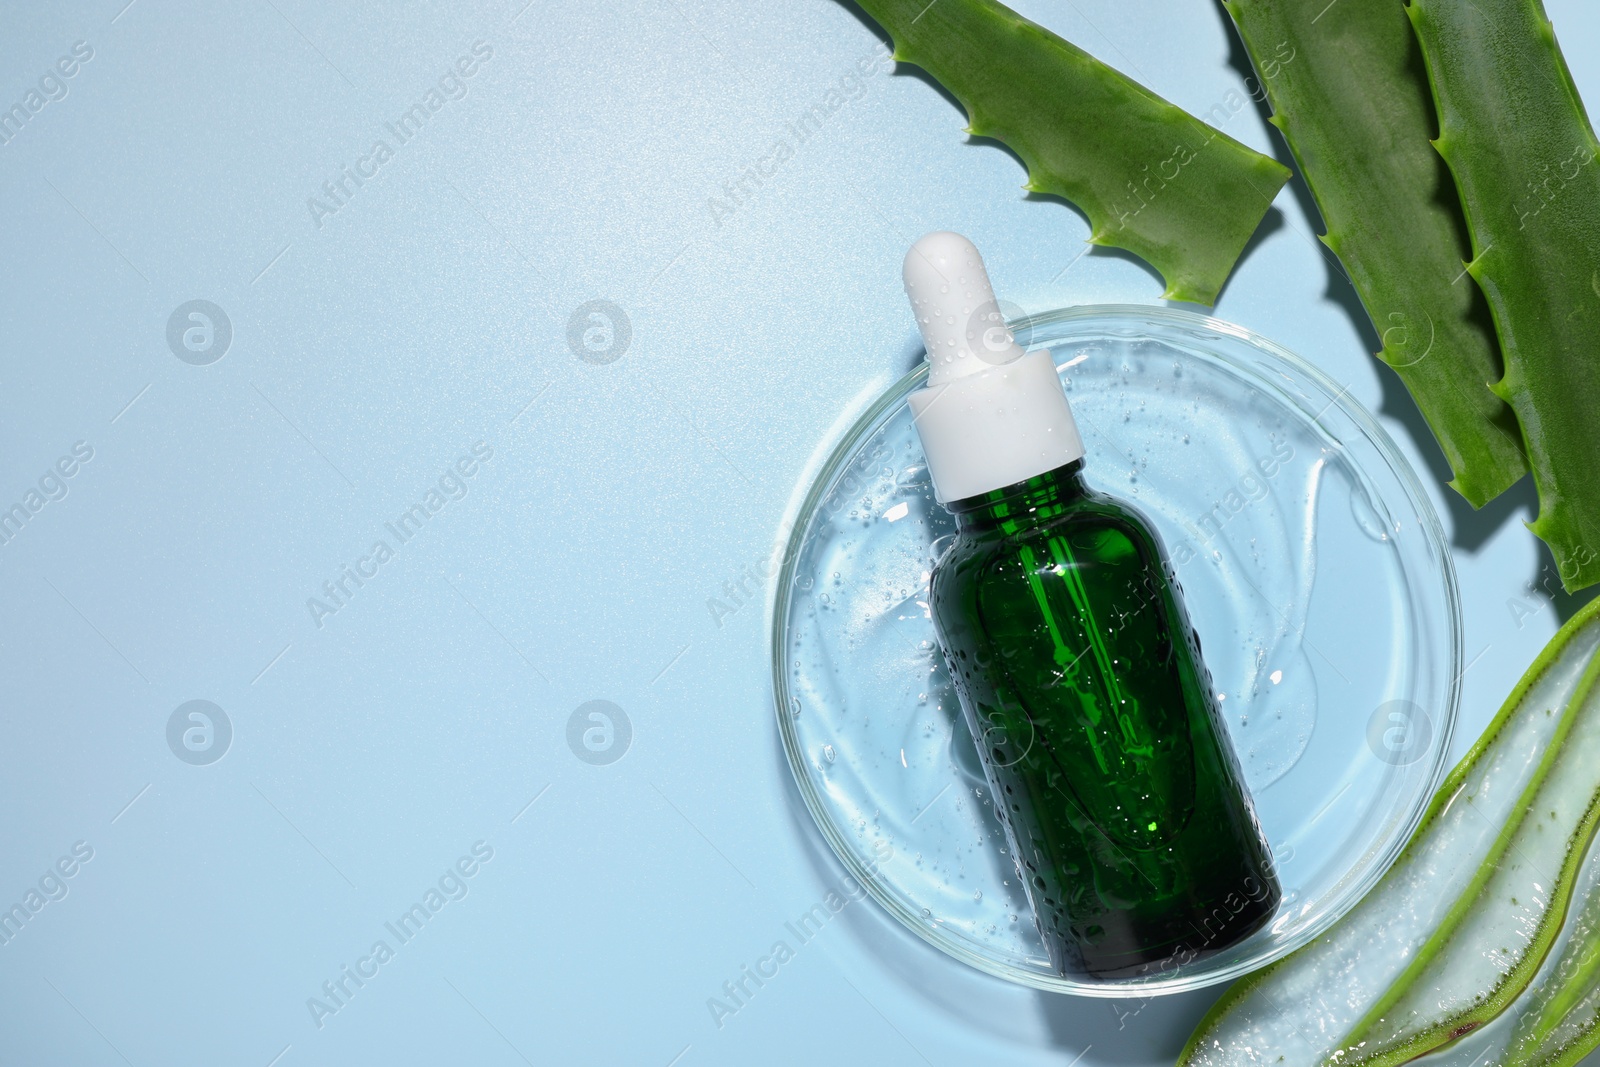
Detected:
[{"left": 771, "top": 306, "right": 1461, "bottom": 994}]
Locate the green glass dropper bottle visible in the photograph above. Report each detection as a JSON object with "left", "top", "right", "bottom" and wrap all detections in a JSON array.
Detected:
[{"left": 904, "top": 232, "right": 1279, "bottom": 978}]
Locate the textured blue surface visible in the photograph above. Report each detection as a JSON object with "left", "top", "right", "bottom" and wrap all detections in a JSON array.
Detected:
[{"left": 1, "top": 1, "right": 1596, "bottom": 1064}]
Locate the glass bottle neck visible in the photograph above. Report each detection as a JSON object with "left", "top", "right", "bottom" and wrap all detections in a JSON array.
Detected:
[{"left": 946, "top": 460, "right": 1089, "bottom": 533}]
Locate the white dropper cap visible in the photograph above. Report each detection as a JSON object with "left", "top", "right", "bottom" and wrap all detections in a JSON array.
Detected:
[{"left": 903, "top": 232, "right": 1084, "bottom": 503}]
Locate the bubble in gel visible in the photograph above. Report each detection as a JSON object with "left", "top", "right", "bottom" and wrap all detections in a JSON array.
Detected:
[{"left": 1350, "top": 482, "right": 1391, "bottom": 542}]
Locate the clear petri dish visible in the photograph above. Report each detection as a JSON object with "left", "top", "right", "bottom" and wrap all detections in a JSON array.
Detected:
[{"left": 771, "top": 305, "right": 1461, "bottom": 995}]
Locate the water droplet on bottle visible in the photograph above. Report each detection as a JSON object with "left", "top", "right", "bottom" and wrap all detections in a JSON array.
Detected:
[
  {"left": 973, "top": 889, "right": 983, "bottom": 902},
  {"left": 822, "top": 744, "right": 836, "bottom": 764},
  {"left": 789, "top": 697, "right": 802, "bottom": 718}
]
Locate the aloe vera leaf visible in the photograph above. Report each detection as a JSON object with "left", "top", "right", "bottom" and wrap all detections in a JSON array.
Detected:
[
  {"left": 1499, "top": 845, "right": 1600, "bottom": 1067},
  {"left": 1406, "top": 0, "right": 1600, "bottom": 590},
  {"left": 1337, "top": 658, "right": 1600, "bottom": 1064},
  {"left": 1220, "top": 0, "right": 1526, "bottom": 508},
  {"left": 1177, "top": 600, "right": 1600, "bottom": 1067},
  {"left": 852, "top": 0, "right": 1291, "bottom": 305}
]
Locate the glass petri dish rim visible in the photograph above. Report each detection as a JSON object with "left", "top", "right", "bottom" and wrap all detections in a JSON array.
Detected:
[{"left": 769, "top": 302, "right": 1463, "bottom": 996}]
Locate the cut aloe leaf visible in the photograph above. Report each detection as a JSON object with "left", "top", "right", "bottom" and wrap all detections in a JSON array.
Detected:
[
  {"left": 853, "top": 0, "right": 1290, "bottom": 305},
  {"left": 1179, "top": 600, "right": 1600, "bottom": 1067},
  {"left": 1500, "top": 843, "right": 1600, "bottom": 1067}
]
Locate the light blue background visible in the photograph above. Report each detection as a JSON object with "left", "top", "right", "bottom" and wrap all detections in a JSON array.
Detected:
[{"left": 1, "top": 1, "right": 1594, "bottom": 1064}]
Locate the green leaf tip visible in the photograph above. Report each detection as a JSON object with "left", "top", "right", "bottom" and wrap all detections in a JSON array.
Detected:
[{"left": 852, "top": 0, "right": 1288, "bottom": 306}]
